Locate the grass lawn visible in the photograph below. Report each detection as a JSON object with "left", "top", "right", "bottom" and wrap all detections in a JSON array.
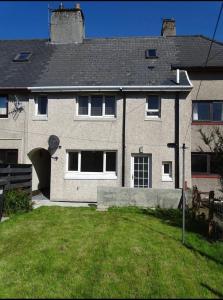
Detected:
[{"left": 0, "top": 206, "right": 223, "bottom": 299}]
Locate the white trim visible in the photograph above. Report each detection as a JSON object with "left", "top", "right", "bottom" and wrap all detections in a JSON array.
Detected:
[
  {"left": 64, "top": 172, "right": 117, "bottom": 180},
  {"left": 176, "top": 69, "right": 180, "bottom": 84},
  {"left": 184, "top": 70, "right": 193, "bottom": 87},
  {"left": 28, "top": 84, "right": 193, "bottom": 93}
]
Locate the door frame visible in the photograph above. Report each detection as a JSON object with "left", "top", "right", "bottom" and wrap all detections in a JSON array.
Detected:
[{"left": 130, "top": 153, "right": 151, "bottom": 188}]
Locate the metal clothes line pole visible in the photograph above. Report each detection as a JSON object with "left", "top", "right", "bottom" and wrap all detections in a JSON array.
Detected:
[{"left": 182, "top": 143, "right": 186, "bottom": 244}]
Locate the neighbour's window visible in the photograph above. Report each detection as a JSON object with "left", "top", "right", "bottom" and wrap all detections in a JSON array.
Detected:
[
  {"left": 0, "top": 149, "right": 18, "bottom": 164},
  {"left": 77, "top": 95, "right": 116, "bottom": 117},
  {"left": 162, "top": 161, "right": 172, "bottom": 181},
  {"left": 192, "top": 101, "right": 223, "bottom": 122},
  {"left": 35, "top": 96, "right": 48, "bottom": 116},
  {"left": 0, "top": 96, "right": 8, "bottom": 118},
  {"left": 191, "top": 153, "right": 221, "bottom": 174},
  {"left": 146, "top": 95, "right": 160, "bottom": 117},
  {"left": 67, "top": 151, "right": 117, "bottom": 173}
]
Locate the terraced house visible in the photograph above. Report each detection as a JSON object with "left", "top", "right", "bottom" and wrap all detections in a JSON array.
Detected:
[{"left": 0, "top": 4, "right": 223, "bottom": 202}]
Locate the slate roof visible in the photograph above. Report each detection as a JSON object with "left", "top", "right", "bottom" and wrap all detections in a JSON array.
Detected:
[{"left": 0, "top": 35, "right": 222, "bottom": 89}]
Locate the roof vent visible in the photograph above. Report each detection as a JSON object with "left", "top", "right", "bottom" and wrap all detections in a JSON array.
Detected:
[
  {"left": 145, "top": 49, "right": 158, "bottom": 59},
  {"left": 13, "top": 52, "right": 31, "bottom": 62}
]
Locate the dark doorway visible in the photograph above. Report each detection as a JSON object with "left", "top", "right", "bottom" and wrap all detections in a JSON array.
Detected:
[{"left": 28, "top": 148, "right": 51, "bottom": 199}]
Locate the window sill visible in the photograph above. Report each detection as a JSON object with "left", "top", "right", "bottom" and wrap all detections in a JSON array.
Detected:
[
  {"left": 192, "top": 121, "right": 223, "bottom": 125},
  {"left": 64, "top": 172, "right": 117, "bottom": 180},
  {"left": 0, "top": 117, "right": 8, "bottom": 119},
  {"left": 192, "top": 174, "right": 220, "bottom": 179},
  {"left": 32, "top": 115, "right": 48, "bottom": 121},
  {"left": 162, "top": 177, "right": 173, "bottom": 182},
  {"left": 144, "top": 117, "right": 161, "bottom": 122},
  {"left": 74, "top": 116, "right": 116, "bottom": 122}
]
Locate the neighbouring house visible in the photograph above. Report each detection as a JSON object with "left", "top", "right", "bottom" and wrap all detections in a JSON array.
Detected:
[{"left": 0, "top": 4, "right": 222, "bottom": 201}]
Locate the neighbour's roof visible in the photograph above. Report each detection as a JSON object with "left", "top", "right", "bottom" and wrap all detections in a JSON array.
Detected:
[{"left": 0, "top": 35, "right": 222, "bottom": 89}]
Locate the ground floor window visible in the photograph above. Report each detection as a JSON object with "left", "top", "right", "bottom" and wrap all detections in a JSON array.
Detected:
[
  {"left": 191, "top": 152, "right": 221, "bottom": 175},
  {"left": 162, "top": 161, "right": 173, "bottom": 181},
  {"left": 66, "top": 150, "right": 117, "bottom": 179},
  {"left": 0, "top": 149, "right": 18, "bottom": 164}
]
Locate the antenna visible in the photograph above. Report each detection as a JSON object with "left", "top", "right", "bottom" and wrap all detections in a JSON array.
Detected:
[{"left": 48, "top": 2, "right": 50, "bottom": 41}]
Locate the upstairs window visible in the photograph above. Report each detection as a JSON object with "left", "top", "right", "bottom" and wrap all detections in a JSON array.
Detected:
[
  {"left": 146, "top": 95, "right": 161, "bottom": 118},
  {"left": 35, "top": 96, "right": 48, "bottom": 116},
  {"left": 13, "top": 52, "right": 31, "bottom": 62},
  {"left": 77, "top": 95, "right": 116, "bottom": 117},
  {"left": 0, "top": 96, "right": 8, "bottom": 118},
  {"left": 192, "top": 101, "right": 223, "bottom": 122}
]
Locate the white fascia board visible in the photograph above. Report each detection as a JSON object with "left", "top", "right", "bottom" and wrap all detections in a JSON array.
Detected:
[{"left": 28, "top": 84, "right": 192, "bottom": 93}]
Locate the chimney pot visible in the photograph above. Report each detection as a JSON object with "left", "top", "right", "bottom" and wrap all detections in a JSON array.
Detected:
[
  {"left": 76, "top": 3, "right": 80, "bottom": 9},
  {"left": 161, "top": 19, "right": 176, "bottom": 37}
]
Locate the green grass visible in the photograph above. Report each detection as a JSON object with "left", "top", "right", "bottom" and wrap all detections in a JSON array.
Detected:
[{"left": 0, "top": 206, "right": 222, "bottom": 299}]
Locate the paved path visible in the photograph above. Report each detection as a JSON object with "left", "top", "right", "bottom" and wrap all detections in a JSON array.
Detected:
[{"left": 32, "top": 193, "right": 97, "bottom": 209}]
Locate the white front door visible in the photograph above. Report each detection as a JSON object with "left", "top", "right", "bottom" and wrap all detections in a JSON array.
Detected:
[{"left": 131, "top": 155, "right": 150, "bottom": 188}]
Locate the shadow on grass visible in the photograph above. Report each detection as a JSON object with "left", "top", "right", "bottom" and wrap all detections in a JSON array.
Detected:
[
  {"left": 141, "top": 208, "right": 208, "bottom": 238},
  {"left": 201, "top": 283, "right": 223, "bottom": 298}
]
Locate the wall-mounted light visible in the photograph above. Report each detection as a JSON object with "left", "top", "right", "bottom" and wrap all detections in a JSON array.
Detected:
[
  {"left": 51, "top": 156, "right": 58, "bottom": 161},
  {"left": 139, "top": 146, "right": 143, "bottom": 153}
]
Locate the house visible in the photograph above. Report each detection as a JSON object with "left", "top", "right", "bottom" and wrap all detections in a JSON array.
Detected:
[{"left": 0, "top": 4, "right": 222, "bottom": 201}]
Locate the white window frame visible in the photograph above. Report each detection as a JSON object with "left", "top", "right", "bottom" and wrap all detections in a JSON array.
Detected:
[
  {"left": 34, "top": 95, "right": 48, "bottom": 119},
  {"left": 76, "top": 95, "right": 116, "bottom": 118},
  {"left": 145, "top": 95, "right": 161, "bottom": 119},
  {"left": 65, "top": 150, "right": 117, "bottom": 180},
  {"left": 162, "top": 161, "right": 173, "bottom": 182}
]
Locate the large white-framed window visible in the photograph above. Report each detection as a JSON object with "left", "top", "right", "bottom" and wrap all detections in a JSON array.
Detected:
[
  {"left": 35, "top": 95, "right": 48, "bottom": 118},
  {"left": 65, "top": 150, "right": 117, "bottom": 179},
  {"left": 162, "top": 161, "right": 173, "bottom": 182},
  {"left": 145, "top": 95, "right": 161, "bottom": 118},
  {"left": 76, "top": 95, "right": 116, "bottom": 118}
]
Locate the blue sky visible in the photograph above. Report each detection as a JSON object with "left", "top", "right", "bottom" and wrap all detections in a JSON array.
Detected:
[{"left": 0, "top": 1, "right": 223, "bottom": 41}]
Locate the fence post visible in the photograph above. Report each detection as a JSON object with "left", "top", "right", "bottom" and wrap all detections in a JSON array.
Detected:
[{"left": 208, "top": 190, "right": 215, "bottom": 238}]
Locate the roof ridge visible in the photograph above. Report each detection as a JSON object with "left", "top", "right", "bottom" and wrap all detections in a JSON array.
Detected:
[
  {"left": 0, "top": 38, "right": 49, "bottom": 42},
  {"left": 198, "top": 34, "right": 223, "bottom": 46}
]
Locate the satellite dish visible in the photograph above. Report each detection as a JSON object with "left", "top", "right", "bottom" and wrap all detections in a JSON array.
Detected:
[{"left": 48, "top": 135, "right": 60, "bottom": 155}]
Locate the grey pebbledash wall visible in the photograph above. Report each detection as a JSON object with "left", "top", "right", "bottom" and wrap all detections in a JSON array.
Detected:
[{"left": 97, "top": 187, "right": 186, "bottom": 209}]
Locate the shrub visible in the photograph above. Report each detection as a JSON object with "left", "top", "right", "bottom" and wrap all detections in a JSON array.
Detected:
[{"left": 3, "top": 189, "right": 33, "bottom": 216}]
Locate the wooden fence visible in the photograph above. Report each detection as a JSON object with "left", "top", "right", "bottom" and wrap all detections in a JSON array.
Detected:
[{"left": 0, "top": 164, "right": 32, "bottom": 196}]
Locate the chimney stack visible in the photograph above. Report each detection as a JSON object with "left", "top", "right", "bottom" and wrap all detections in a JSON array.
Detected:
[
  {"left": 50, "top": 3, "right": 85, "bottom": 44},
  {"left": 161, "top": 19, "right": 176, "bottom": 37}
]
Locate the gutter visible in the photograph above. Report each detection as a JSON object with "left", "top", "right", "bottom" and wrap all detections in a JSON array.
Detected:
[
  {"left": 120, "top": 88, "right": 126, "bottom": 187},
  {"left": 27, "top": 85, "right": 192, "bottom": 93}
]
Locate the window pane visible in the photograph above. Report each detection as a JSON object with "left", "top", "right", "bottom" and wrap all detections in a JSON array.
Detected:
[
  {"left": 148, "top": 95, "right": 159, "bottom": 109},
  {"left": 213, "top": 102, "right": 223, "bottom": 121},
  {"left": 81, "top": 151, "right": 103, "bottom": 172},
  {"left": 0, "top": 96, "right": 7, "bottom": 115},
  {"left": 164, "top": 163, "right": 170, "bottom": 174},
  {"left": 78, "top": 96, "right": 88, "bottom": 115},
  {"left": 0, "top": 149, "right": 18, "bottom": 164},
  {"left": 105, "top": 96, "right": 115, "bottom": 115},
  {"left": 106, "top": 152, "right": 116, "bottom": 171},
  {"left": 68, "top": 152, "right": 78, "bottom": 171},
  {"left": 210, "top": 154, "right": 223, "bottom": 174},
  {"left": 91, "top": 96, "right": 103, "bottom": 116},
  {"left": 191, "top": 154, "right": 207, "bottom": 173},
  {"left": 197, "top": 103, "right": 210, "bottom": 121},
  {"left": 37, "top": 96, "right": 47, "bottom": 115}
]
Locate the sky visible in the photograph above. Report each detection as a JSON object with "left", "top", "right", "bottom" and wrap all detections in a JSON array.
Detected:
[{"left": 0, "top": 1, "right": 223, "bottom": 41}]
